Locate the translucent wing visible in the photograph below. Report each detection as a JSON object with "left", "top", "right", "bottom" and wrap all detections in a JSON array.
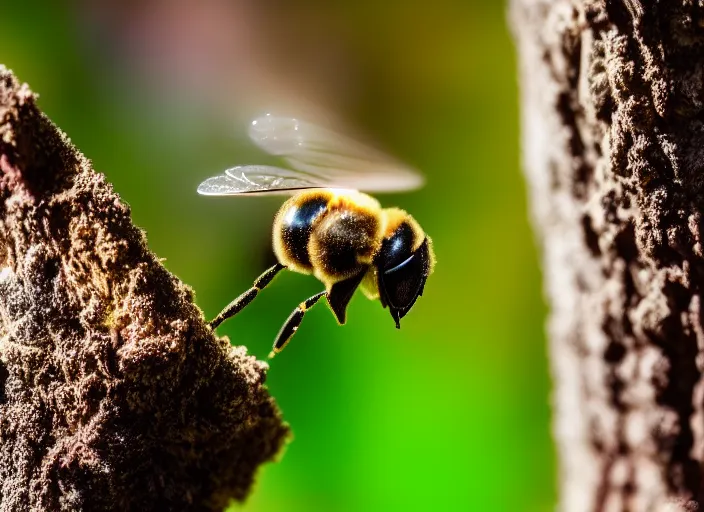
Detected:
[
  {"left": 197, "top": 113, "right": 424, "bottom": 196},
  {"left": 197, "top": 165, "right": 328, "bottom": 196},
  {"left": 248, "top": 113, "right": 423, "bottom": 192}
]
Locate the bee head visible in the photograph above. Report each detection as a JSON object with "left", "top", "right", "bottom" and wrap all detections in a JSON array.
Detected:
[{"left": 375, "top": 220, "right": 433, "bottom": 328}]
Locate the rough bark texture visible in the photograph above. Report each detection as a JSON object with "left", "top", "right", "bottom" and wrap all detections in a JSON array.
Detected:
[
  {"left": 511, "top": 1, "right": 704, "bottom": 511},
  {"left": 0, "top": 66, "right": 289, "bottom": 511}
]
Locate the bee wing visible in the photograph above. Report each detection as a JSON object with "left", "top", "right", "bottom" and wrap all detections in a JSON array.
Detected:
[
  {"left": 197, "top": 114, "right": 424, "bottom": 196},
  {"left": 247, "top": 114, "right": 424, "bottom": 193},
  {"left": 197, "top": 165, "right": 329, "bottom": 196}
]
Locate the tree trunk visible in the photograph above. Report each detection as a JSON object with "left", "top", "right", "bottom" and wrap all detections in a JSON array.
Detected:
[
  {"left": 511, "top": 1, "right": 704, "bottom": 510},
  {"left": 0, "top": 66, "right": 288, "bottom": 511}
]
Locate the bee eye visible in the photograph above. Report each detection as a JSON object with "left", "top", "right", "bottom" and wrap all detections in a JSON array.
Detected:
[
  {"left": 376, "top": 231, "right": 431, "bottom": 328},
  {"left": 381, "top": 252, "right": 424, "bottom": 307},
  {"left": 378, "top": 222, "right": 415, "bottom": 272}
]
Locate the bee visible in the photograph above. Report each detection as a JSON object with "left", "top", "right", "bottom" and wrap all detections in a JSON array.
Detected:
[{"left": 198, "top": 113, "right": 435, "bottom": 357}]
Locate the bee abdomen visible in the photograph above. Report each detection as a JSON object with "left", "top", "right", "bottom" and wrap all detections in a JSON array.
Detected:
[
  {"left": 274, "top": 193, "right": 330, "bottom": 272},
  {"left": 309, "top": 208, "right": 380, "bottom": 283}
]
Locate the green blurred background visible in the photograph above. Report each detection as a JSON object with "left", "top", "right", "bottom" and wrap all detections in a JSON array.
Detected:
[{"left": 1, "top": 1, "right": 554, "bottom": 510}]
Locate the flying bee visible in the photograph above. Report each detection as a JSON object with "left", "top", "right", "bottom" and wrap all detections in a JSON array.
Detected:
[{"left": 198, "top": 113, "right": 435, "bottom": 357}]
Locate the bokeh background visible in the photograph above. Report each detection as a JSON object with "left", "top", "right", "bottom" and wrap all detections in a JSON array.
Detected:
[{"left": 1, "top": 1, "right": 554, "bottom": 510}]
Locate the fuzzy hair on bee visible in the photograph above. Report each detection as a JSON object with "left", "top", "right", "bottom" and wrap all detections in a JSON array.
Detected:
[{"left": 198, "top": 113, "right": 435, "bottom": 357}]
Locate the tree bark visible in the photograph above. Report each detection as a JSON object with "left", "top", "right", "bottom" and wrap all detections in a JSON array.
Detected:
[
  {"left": 511, "top": 1, "right": 704, "bottom": 511},
  {"left": 0, "top": 66, "right": 289, "bottom": 511}
]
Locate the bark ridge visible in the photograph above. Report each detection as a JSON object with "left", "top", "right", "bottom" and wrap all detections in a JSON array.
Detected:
[
  {"left": 512, "top": 1, "right": 704, "bottom": 510},
  {"left": 0, "top": 66, "right": 289, "bottom": 511}
]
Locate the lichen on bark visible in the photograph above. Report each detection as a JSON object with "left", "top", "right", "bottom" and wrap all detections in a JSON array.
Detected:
[{"left": 0, "top": 66, "right": 289, "bottom": 511}]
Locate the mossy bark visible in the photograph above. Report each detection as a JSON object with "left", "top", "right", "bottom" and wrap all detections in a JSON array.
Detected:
[{"left": 0, "top": 66, "right": 288, "bottom": 511}]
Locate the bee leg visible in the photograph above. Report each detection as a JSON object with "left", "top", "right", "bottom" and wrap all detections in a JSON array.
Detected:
[
  {"left": 269, "top": 291, "right": 326, "bottom": 358},
  {"left": 326, "top": 270, "right": 366, "bottom": 325},
  {"left": 209, "top": 263, "right": 286, "bottom": 329}
]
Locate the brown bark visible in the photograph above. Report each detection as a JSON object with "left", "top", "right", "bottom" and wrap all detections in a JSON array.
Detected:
[
  {"left": 0, "top": 66, "right": 289, "bottom": 511},
  {"left": 511, "top": 1, "right": 704, "bottom": 511}
]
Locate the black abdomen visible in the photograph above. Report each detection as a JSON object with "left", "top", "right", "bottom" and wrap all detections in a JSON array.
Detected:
[
  {"left": 274, "top": 192, "right": 330, "bottom": 271},
  {"left": 274, "top": 190, "right": 382, "bottom": 283}
]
